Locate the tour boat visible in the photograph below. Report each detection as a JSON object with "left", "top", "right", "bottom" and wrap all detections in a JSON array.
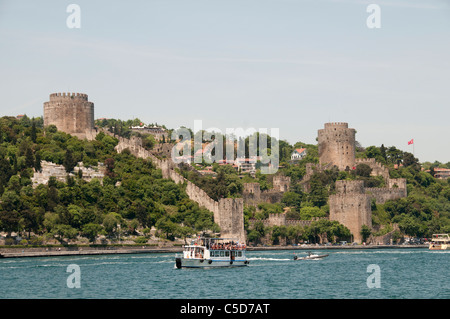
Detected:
[
  {"left": 429, "top": 234, "right": 450, "bottom": 250},
  {"left": 293, "top": 251, "right": 329, "bottom": 260},
  {"left": 175, "top": 237, "right": 249, "bottom": 269}
]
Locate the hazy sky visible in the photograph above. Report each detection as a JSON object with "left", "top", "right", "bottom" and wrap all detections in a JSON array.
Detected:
[{"left": 1, "top": 0, "right": 449, "bottom": 163}]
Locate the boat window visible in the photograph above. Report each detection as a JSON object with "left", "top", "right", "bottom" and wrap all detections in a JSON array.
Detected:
[
  {"left": 220, "top": 251, "right": 224, "bottom": 257},
  {"left": 237, "top": 251, "right": 242, "bottom": 257},
  {"left": 225, "top": 251, "right": 230, "bottom": 257}
]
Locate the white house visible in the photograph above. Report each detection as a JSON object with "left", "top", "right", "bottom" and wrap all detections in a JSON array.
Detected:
[{"left": 291, "top": 148, "right": 307, "bottom": 161}]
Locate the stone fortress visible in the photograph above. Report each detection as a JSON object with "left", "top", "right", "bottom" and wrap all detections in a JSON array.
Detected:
[
  {"left": 40, "top": 92, "right": 406, "bottom": 244},
  {"left": 44, "top": 93, "right": 96, "bottom": 140},
  {"left": 316, "top": 122, "right": 407, "bottom": 243},
  {"left": 318, "top": 122, "right": 356, "bottom": 171}
]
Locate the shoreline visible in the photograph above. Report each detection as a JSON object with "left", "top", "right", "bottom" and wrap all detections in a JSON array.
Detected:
[{"left": 0, "top": 244, "right": 429, "bottom": 258}]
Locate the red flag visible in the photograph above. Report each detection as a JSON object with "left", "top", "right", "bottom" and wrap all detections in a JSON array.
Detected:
[{"left": 408, "top": 139, "right": 414, "bottom": 145}]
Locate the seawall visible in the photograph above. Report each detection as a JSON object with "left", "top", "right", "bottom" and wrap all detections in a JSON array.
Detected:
[{"left": 0, "top": 244, "right": 428, "bottom": 258}]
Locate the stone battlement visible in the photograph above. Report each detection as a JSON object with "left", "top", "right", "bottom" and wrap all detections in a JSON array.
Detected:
[
  {"left": 335, "top": 180, "right": 365, "bottom": 194},
  {"left": 355, "top": 158, "right": 376, "bottom": 164},
  {"left": 323, "top": 122, "right": 349, "bottom": 129},
  {"left": 49, "top": 92, "right": 89, "bottom": 100}
]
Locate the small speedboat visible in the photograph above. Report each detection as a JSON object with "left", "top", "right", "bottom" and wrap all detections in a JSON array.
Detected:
[{"left": 294, "top": 252, "right": 329, "bottom": 260}]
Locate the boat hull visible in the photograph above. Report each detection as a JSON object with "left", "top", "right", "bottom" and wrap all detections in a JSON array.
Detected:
[
  {"left": 429, "top": 244, "right": 449, "bottom": 250},
  {"left": 294, "top": 254, "right": 329, "bottom": 260},
  {"left": 175, "top": 257, "right": 248, "bottom": 268}
]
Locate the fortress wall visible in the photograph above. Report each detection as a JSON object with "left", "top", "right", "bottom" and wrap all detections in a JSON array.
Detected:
[
  {"left": 329, "top": 179, "right": 372, "bottom": 243},
  {"left": 365, "top": 187, "right": 407, "bottom": 204},
  {"left": 260, "top": 191, "right": 284, "bottom": 204},
  {"left": 217, "top": 198, "right": 246, "bottom": 243},
  {"left": 248, "top": 216, "right": 322, "bottom": 228},
  {"left": 388, "top": 178, "right": 407, "bottom": 189},
  {"left": 273, "top": 175, "right": 291, "bottom": 192},
  {"left": 329, "top": 193, "right": 372, "bottom": 243},
  {"left": 110, "top": 130, "right": 246, "bottom": 242},
  {"left": 242, "top": 177, "right": 290, "bottom": 207},
  {"left": 355, "top": 158, "right": 390, "bottom": 180}
]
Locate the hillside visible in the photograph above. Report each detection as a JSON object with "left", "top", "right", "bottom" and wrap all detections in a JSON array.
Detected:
[
  {"left": 95, "top": 118, "right": 450, "bottom": 243},
  {"left": 0, "top": 116, "right": 218, "bottom": 245},
  {"left": 1, "top": 115, "right": 449, "bottom": 247}
]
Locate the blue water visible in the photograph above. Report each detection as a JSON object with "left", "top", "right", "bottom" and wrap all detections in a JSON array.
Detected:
[{"left": 0, "top": 249, "right": 448, "bottom": 299}]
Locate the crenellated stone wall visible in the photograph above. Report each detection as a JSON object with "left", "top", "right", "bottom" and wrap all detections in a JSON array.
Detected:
[
  {"left": 355, "top": 158, "right": 390, "bottom": 180},
  {"left": 248, "top": 214, "right": 325, "bottom": 228},
  {"left": 107, "top": 130, "right": 246, "bottom": 243},
  {"left": 242, "top": 175, "right": 290, "bottom": 207}
]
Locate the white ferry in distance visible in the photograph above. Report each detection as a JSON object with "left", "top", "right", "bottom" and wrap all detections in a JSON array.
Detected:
[
  {"left": 429, "top": 234, "right": 450, "bottom": 250},
  {"left": 175, "top": 237, "right": 249, "bottom": 268}
]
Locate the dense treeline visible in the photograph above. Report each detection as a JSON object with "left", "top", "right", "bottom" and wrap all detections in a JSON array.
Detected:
[{"left": 0, "top": 116, "right": 218, "bottom": 245}]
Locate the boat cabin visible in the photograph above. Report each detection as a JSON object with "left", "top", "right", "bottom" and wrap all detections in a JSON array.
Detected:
[{"left": 183, "top": 237, "right": 246, "bottom": 260}]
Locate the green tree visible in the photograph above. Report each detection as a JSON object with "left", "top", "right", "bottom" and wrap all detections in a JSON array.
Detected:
[
  {"left": 248, "top": 220, "right": 266, "bottom": 245},
  {"left": 0, "top": 210, "right": 20, "bottom": 237},
  {"left": 52, "top": 224, "right": 78, "bottom": 242},
  {"left": 299, "top": 206, "right": 326, "bottom": 220},
  {"left": 308, "top": 177, "right": 328, "bottom": 207},
  {"left": 360, "top": 224, "right": 372, "bottom": 243},
  {"left": 403, "top": 152, "right": 420, "bottom": 171},
  {"left": 30, "top": 121, "right": 37, "bottom": 143},
  {"left": 142, "top": 135, "right": 156, "bottom": 150},
  {"left": 155, "top": 216, "right": 178, "bottom": 240},
  {"left": 355, "top": 164, "right": 372, "bottom": 177},
  {"left": 21, "top": 208, "right": 41, "bottom": 238},
  {"left": 63, "top": 149, "right": 77, "bottom": 173},
  {"left": 281, "top": 191, "right": 303, "bottom": 210},
  {"left": 81, "top": 223, "right": 104, "bottom": 243},
  {"left": 103, "top": 212, "right": 123, "bottom": 237}
]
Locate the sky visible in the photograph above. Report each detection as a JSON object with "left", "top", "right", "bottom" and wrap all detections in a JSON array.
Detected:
[{"left": 0, "top": 0, "right": 449, "bottom": 163}]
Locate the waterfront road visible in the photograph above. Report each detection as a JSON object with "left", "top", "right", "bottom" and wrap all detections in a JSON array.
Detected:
[{"left": 0, "top": 244, "right": 428, "bottom": 258}]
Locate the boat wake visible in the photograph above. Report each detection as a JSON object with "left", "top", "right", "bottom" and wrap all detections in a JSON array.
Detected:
[{"left": 247, "top": 257, "right": 290, "bottom": 261}]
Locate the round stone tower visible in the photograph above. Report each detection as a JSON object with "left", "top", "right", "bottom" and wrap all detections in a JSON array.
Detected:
[
  {"left": 318, "top": 122, "right": 356, "bottom": 171},
  {"left": 43, "top": 93, "right": 95, "bottom": 140}
]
